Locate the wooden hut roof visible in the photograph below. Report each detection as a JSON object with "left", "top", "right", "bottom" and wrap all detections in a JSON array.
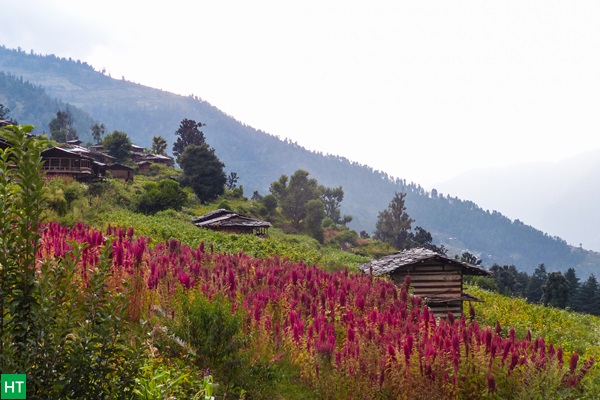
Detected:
[
  {"left": 106, "top": 163, "right": 134, "bottom": 171},
  {"left": 42, "top": 146, "right": 94, "bottom": 160},
  {"left": 358, "top": 247, "right": 491, "bottom": 277},
  {"left": 191, "top": 209, "right": 271, "bottom": 229}
]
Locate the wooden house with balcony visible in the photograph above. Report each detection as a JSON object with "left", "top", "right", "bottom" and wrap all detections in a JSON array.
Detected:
[
  {"left": 358, "top": 248, "right": 491, "bottom": 319},
  {"left": 41, "top": 147, "right": 98, "bottom": 181}
]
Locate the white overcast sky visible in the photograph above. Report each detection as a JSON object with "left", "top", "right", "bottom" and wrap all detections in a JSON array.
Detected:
[{"left": 2, "top": 0, "right": 600, "bottom": 187}]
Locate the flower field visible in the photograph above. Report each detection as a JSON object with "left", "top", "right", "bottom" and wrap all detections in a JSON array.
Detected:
[
  {"left": 35, "top": 221, "right": 597, "bottom": 399},
  {"left": 468, "top": 284, "right": 600, "bottom": 393}
]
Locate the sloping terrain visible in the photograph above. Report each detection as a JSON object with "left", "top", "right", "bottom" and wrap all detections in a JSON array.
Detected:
[{"left": 1, "top": 45, "right": 599, "bottom": 275}]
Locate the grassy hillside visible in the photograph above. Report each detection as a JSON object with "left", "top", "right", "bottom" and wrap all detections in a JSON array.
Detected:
[
  {"left": 0, "top": 127, "right": 597, "bottom": 398},
  {"left": 468, "top": 285, "right": 600, "bottom": 391}
]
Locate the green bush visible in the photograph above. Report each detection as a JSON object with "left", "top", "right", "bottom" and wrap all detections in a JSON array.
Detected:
[
  {"left": 34, "top": 243, "right": 142, "bottom": 399},
  {"left": 134, "top": 179, "right": 187, "bottom": 215},
  {"left": 134, "top": 357, "right": 213, "bottom": 400},
  {"left": 44, "top": 177, "right": 88, "bottom": 217},
  {"left": 136, "top": 163, "right": 180, "bottom": 180},
  {"left": 172, "top": 292, "right": 245, "bottom": 396}
]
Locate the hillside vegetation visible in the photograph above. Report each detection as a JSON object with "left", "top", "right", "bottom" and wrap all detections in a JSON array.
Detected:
[
  {"left": 2, "top": 45, "right": 600, "bottom": 277},
  {"left": 1, "top": 126, "right": 598, "bottom": 398}
]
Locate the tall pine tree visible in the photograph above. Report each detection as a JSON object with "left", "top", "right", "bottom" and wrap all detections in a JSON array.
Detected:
[
  {"left": 373, "top": 192, "right": 414, "bottom": 250},
  {"left": 525, "top": 264, "right": 547, "bottom": 303},
  {"left": 564, "top": 267, "right": 580, "bottom": 310},
  {"left": 573, "top": 274, "right": 600, "bottom": 315}
]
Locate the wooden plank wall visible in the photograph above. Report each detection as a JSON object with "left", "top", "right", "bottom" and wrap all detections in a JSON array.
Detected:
[{"left": 391, "top": 263, "right": 464, "bottom": 319}]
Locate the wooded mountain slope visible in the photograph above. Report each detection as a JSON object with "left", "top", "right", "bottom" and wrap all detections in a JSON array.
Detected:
[{"left": 1, "top": 45, "right": 598, "bottom": 276}]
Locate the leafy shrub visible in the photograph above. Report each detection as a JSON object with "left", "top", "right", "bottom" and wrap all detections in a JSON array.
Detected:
[
  {"left": 134, "top": 179, "right": 187, "bottom": 214},
  {"left": 216, "top": 200, "right": 232, "bottom": 210},
  {"left": 45, "top": 178, "right": 68, "bottom": 215},
  {"left": 134, "top": 357, "right": 213, "bottom": 400},
  {"left": 35, "top": 243, "right": 142, "bottom": 398},
  {"left": 172, "top": 292, "right": 245, "bottom": 394},
  {"left": 260, "top": 194, "right": 278, "bottom": 216},
  {"left": 136, "top": 162, "right": 181, "bottom": 180},
  {"left": 44, "top": 177, "right": 88, "bottom": 217},
  {"left": 223, "top": 186, "right": 245, "bottom": 199},
  {"left": 88, "top": 178, "right": 134, "bottom": 208}
]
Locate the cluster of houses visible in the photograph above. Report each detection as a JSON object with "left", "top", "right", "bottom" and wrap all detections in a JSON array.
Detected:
[
  {"left": 46, "top": 140, "right": 175, "bottom": 182},
  {"left": 0, "top": 128, "right": 174, "bottom": 182}
]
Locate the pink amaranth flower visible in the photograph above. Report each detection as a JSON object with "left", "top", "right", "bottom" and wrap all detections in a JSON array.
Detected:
[
  {"left": 447, "top": 311, "right": 455, "bottom": 325},
  {"left": 487, "top": 374, "right": 496, "bottom": 393},
  {"left": 469, "top": 304, "right": 476, "bottom": 320},
  {"left": 570, "top": 352, "right": 579, "bottom": 374},
  {"left": 557, "top": 347, "right": 564, "bottom": 367}
]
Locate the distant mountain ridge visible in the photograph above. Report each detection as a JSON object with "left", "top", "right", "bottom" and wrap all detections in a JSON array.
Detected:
[
  {"left": 1, "top": 45, "right": 599, "bottom": 277},
  {"left": 435, "top": 149, "right": 600, "bottom": 253}
]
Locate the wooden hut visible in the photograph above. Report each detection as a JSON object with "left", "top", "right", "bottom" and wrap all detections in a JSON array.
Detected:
[
  {"left": 358, "top": 248, "right": 491, "bottom": 318},
  {"left": 133, "top": 153, "right": 175, "bottom": 167},
  {"left": 106, "top": 163, "right": 134, "bottom": 181},
  {"left": 136, "top": 160, "right": 152, "bottom": 172},
  {"left": 192, "top": 209, "right": 271, "bottom": 236}
]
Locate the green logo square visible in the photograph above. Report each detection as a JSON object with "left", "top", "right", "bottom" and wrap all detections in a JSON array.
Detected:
[{"left": 1, "top": 374, "right": 26, "bottom": 399}]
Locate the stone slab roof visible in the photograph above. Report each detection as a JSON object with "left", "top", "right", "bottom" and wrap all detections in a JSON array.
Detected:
[
  {"left": 358, "top": 247, "right": 491, "bottom": 277},
  {"left": 191, "top": 209, "right": 271, "bottom": 228}
]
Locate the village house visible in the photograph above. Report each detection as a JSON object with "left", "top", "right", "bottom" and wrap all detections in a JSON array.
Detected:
[
  {"left": 131, "top": 151, "right": 175, "bottom": 167},
  {"left": 40, "top": 147, "right": 102, "bottom": 181},
  {"left": 64, "top": 144, "right": 116, "bottom": 165},
  {"left": 192, "top": 209, "right": 272, "bottom": 236},
  {"left": 136, "top": 160, "right": 152, "bottom": 172},
  {"left": 358, "top": 247, "right": 491, "bottom": 319},
  {"left": 106, "top": 163, "right": 134, "bottom": 181},
  {"left": 1, "top": 132, "right": 174, "bottom": 181}
]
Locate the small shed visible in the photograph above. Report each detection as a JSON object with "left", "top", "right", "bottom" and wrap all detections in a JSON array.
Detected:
[
  {"left": 106, "top": 163, "right": 134, "bottom": 181},
  {"left": 136, "top": 160, "right": 152, "bottom": 172},
  {"left": 134, "top": 153, "right": 175, "bottom": 167},
  {"left": 191, "top": 209, "right": 271, "bottom": 236},
  {"left": 358, "top": 248, "right": 491, "bottom": 319}
]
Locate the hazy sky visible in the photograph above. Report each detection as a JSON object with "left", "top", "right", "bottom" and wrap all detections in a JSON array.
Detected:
[{"left": 3, "top": 0, "right": 600, "bottom": 187}]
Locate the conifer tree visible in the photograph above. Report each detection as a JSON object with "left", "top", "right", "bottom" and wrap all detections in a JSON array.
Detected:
[
  {"left": 541, "top": 272, "right": 570, "bottom": 309},
  {"left": 526, "top": 264, "right": 547, "bottom": 303},
  {"left": 573, "top": 274, "right": 600, "bottom": 315},
  {"left": 172, "top": 118, "right": 206, "bottom": 161},
  {"left": 564, "top": 267, "right": 580, "bottom": 309},
  {"left": 374, "top": 192, "right": 414, "bottom": 250}
]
